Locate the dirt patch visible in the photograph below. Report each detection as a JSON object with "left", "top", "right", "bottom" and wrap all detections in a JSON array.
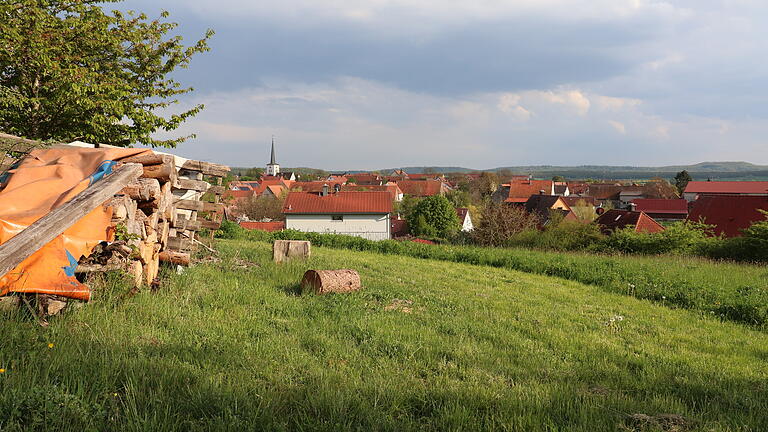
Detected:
[{"left": 384, "top": 298, "right": 413, "bottom": 314}]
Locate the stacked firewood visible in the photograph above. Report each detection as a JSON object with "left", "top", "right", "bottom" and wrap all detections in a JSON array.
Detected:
[{"left": 79, "top": 153, "right": 229, "bottom": 288}]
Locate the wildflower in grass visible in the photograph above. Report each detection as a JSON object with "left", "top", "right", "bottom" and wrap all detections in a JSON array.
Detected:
[
  {"left": 0, "top": 368, "right": 5, "bottom": 373},
  {"left": 48, "top": 343, "right": 54, "bottom": 349}
]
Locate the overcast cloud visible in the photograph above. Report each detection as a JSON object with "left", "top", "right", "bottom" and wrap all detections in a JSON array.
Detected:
[{"left": 125, "top": 0, "right": 768, "bottom": 169}]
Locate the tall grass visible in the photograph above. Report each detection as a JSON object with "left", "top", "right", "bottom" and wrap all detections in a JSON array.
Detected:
[
  {"left": 226, "top": 225, "right": 768, "bottom": 329},
  {"left": 1, "top": 241, "right": 767, "bottom": 430}
]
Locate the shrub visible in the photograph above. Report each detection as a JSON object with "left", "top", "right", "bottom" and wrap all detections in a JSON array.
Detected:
[
  {"left": 407, "top": 195, "right": 460, "bottom": 239},
  {"left": 472, "top": 203, "right": 539, "bottom": 246}
]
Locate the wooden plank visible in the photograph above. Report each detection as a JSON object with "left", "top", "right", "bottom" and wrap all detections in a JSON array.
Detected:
[
  {"left": 174, "top": 199, "right": 222, "bottom": 213},
  {"left": 181, "top": 160, "right": 230, "bottom": 177},
  {"left": 174, "top": 178, "right": 210, "bottom": 192},
  {"left": 171, "top": 218, "right": 221, "bottom": 231},
  {"left": 166, "top": 236, "right": 194, "bottom": 251},
  {"left": 0, "top": 163, "right": 143, "bottom": 279},
  {"left": 208, "top": 186, "right": 225, "bottom": 195}
]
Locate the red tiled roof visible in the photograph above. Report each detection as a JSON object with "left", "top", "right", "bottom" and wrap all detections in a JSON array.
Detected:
[
  {"left": 687, "top": 195, "right": 768, "bottom": 237},
  {"left": 506, "top": 179, "right": 553, "bottom": 201},
  {"left": 631, "top": 199, "right": 688, "bottom": 215},
  {"left": 239, "top": 221, "right": 285, "bottom": 232},
  {"left": 341, "top": 184, "right": 402, "bottom": 201},
  {"left": 283, "top": 191, "right": 393, "bottom": 214},
  {"left": 595, "top": 209, "right": 665, "bottom": 234},
  {"left": 290, "top": 181, "right": 344, "bottom": 193},
  {"left": 684, "top": 181, "right": 768, "bottom": 195},
  {"left": 224, "top": 189, "right": 255, "bottom": 200},
  {"left": 397, "top": 180, "right": 447, "bottom": 197},
  {"left": 563, "top": 196, "right": 596, "bottom": 207},
  {"left": 346, "top": 173, "right": 382, "bottom": 185}
]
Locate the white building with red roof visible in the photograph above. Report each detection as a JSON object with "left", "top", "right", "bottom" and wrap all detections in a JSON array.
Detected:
[{"left": 282, "top": 190, "right": 393, "bottom": 240}]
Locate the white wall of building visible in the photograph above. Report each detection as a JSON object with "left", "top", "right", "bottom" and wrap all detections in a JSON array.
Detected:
[
  {"left": 461, "top": 214, "right": 474, "bottom": 231},
  {"left": 285, "top": 213, "right": 391, "bottom": 240}
]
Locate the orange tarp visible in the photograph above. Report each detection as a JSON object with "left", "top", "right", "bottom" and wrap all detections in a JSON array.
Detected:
[{"left": 0, "top": 147, "right": 151, "bottom": 300}]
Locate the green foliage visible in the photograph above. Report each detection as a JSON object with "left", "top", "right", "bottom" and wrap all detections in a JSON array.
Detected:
[
  {"left": 510, "top": 221, "right": 604, "bottom": 251},
  {"left": 674, "top": 170, "right": 693, "bottom": 194},
  {"left": 444, "top": 189, "right": 471, "bottom": 208},
  {"left": 0, "top": 0, "right": 213, "bottom": 147},
  {"left": 551, "top": 175, "right": 566, "bottom": 182},
  {"left": 602, "top": 220, "right": 717, "bottom": 255},
  {"left": 407, "top": 195, "right": 460, "bottom": 239}
]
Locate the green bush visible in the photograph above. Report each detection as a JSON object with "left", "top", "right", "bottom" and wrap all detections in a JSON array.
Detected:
[{"left": 407, "top": 195, "right": 460, "bottom": 239}]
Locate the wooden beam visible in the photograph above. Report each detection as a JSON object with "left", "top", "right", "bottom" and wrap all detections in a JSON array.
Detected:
[
  {"left": 0, "top": 163, "right": 144, "bottom": 279},
  {"left": 181, "top": 160, "right": 230, "bottom": 177},
  {"left": 174, "top": 178, "right": 210, "bottom": 192},
  {"left": 174, "top": 199, "right": 222, "bottom": 213}
]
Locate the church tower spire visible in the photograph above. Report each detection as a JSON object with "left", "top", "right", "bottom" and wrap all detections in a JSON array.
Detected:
[{"left": 266, "top": 135, "right": 280, "bottom": 176}]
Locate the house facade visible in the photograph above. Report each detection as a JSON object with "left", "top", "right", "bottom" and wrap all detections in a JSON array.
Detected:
[{"left": 283, "top": 191, "right": 392, "bottom": 240}]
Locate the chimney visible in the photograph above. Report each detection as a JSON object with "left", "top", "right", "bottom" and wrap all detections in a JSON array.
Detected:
[
  {"left": 321, "top": 184, "right": 329, "bottom": 196},
  {"left": 629, "top": 202, "right": 637, "bottom": 212}
]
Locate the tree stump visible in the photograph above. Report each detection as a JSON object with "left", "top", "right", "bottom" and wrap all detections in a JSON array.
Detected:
[
  {"left": 301, "top": 269, "right": 361, "bottom": 294},
  {"left": 273, "top": 240, "right": 311, "bottom": 263}
]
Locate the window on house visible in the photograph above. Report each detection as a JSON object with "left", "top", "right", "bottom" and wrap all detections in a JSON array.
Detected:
[{"left": 331, "top": 215, "right": 344, "bottom": 221}]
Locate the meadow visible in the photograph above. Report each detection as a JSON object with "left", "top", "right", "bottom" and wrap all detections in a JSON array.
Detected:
[
  {"left": 1, "top": 240, "right": 767, "bottom": 431},
  {"left": 229, "top": 228, "right": 768, "bottom": 329}
]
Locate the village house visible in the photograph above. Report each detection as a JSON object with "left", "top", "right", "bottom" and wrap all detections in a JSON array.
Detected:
[
  {"left": 631, "top": 199, "right": 688, "bottom": 221},
  {"left": 283, "top": 190, "right": 393, "bottom": 240},
  {"left": 594, "top": 209, "right": 665, "bottom": 235},
  {"left": 682, "top": 181, "right": 768, "bottom": 202},
  {"left": 524, "top": 195, "right": 577, "bottom": 227},
  {"left": 342, "top": 183, "right": 404, "bottom": 202},
  {"left": 492, "top": 178, "right": 555, "bottom": 204},
  {"left": 396, "top": 179, "right": 451, "bottom": 197},
  {"left": 687, "top": 195, "right": 768, "bottom": 237}
]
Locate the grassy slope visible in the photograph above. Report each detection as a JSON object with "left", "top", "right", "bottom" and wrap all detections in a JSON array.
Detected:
[{"left": 0, "top": 240, "right": 766, "bottom": 431}]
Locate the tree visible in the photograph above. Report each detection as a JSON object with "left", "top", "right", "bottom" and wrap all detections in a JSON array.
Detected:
[
  {"left": 0, "top": 1, "right": 213, "bottom": 147},
  {"left": 674, "top": 170, "right": 692, "bottom": 194},
  {"left": 472, "top": 203, "right": 539, "bottom": 246},
  {"left": 552, "top": 175, "right": 566, "bottom": 182},
  {"left": 445, "top": 189, "right": 471, "bottom": 208},
  {"left": 237, "top": 195, "right": 286, "bottom": 221},
  {"left": 407, "top": 195, "right": 460, "bottom": 239}
]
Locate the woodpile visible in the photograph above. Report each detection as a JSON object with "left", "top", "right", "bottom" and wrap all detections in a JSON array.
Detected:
[
  {"left": 78, "top": 152, "right": 230, "bottom": 289},
  {"left": 273, "top": 240, "right": 311, "bottom": 263},
  {"left": 300, "top": 269, "right": 361, "bottom": 295}
]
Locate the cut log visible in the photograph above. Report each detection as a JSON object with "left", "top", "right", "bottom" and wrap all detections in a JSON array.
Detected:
[
  {"left": 273, "top": 240, "right": 311, "bottom": 263},
  {"left": 166, "top": 236, "right": 193, "bottom": 251},
  {"left": 158, "top": 220, "right": 170, "bottom": 247},
  {"left": 181, "top": 160, "right": 230, "bottom": 177},
  {"left": 0, "top": 163, "right": 143, "bottom": 279},
  {"left": 121, "top": 152, "right": 166, "bottom": 166},
  {"left": 37, "top": 294, "right": 68, "bottom": 316},
  {"left": 104, "top": 195, "right": 135, "bottom": 221},
  {"left": 159, "top": 250, "right": 190, "bottom": 266},
  {"left": 141, "top": 155, "right": 177, "bottom": 183},
  {"left": 129, "top": 260, "right": 143, "bottom": 288},
  {"left": 174, "top": 199, "right": 221, "bottom": 213},
  {"left": 120, "top": 178, "right": 161, "bottom": 201},
  {"left": 174, "top": 178, "right": 210, "bottom": 192},
  {"left": 0, "top": 295, "right": 20, "bottom": 312},
  {"left": 160, "top": 181, "right": 174, "bottom": 220},
  {"left": 301, "top": 270, "right": 361, "bottom": 295}
]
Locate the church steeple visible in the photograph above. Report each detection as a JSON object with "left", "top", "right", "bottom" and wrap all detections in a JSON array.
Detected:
[
  {"left": 266, "top": 136, "right": 280, "bottom": 176},
  {"left": 270, "top": 136, "right": 276, "bottom": 165}
]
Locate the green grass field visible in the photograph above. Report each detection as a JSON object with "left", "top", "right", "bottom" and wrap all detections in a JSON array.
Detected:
[{"left": 1, "top": 240, "right": 767, "bottom": 431}]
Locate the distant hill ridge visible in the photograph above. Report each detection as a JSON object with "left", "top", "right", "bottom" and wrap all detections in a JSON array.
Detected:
[{"left": 382, "top": 162, "right": 768, "bottom": 174}]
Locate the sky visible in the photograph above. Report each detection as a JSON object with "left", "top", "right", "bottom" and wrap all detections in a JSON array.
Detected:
[{"left": 124, "top": 0, "right": 768, "bottom": 170}]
